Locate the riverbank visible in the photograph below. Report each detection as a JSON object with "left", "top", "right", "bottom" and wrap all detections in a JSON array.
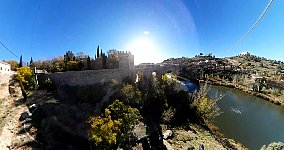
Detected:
[{"left": 200, "top": 79, "right": 284, "bottom": 106}]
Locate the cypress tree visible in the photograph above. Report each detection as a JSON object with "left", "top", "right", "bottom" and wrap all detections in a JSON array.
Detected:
[
  {"left": 97, "top": 45, "right": 100, "bottom": 58},
  {"left": 19, "top": 55, "right": 23, "bottom": 68},
  {"left": 100, "top": 49, "right": 103, "bottom": 57},
  {"left": 30, "top": 57, "right": 33, "bottom": 66}
]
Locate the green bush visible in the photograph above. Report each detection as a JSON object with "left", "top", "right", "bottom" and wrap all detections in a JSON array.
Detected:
[{"left": 120, "top": 84, "right": 142, "bottom": 104}]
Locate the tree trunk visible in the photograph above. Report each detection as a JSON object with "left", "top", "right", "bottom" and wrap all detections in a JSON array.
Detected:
[
  {"left": 19, "top": 81, "right": 27, "bottom": 100},
  {"left": 145, "top": 120, "right": 166, "bottom": 150}
]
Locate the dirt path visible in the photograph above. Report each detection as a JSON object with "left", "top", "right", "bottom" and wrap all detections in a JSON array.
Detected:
[{"left": 0, "top": 72, "right": 28, "bottom": 150}]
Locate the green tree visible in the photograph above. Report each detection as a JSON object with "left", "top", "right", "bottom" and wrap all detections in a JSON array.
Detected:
[
  {"left": 192, "top": 83, "right": 223, "bottom": 121},
  {"left": 15, "top": 67, "right": 34, "bottom": 88},
  {"left": 88, "top": 109, "right": 121, "bottom": 149},
  {"left": 139, "top": 76, "right": 167, "bottom": 150},
  {"left": 30, "top": 57, "right": 33, "bottom": 67},
  {"left": 65, "top": 61, "right": 79, "bottom": 71},
  {"left": 106, "top": 100, "right": 141, "bottom": 141},
  {"left": 97, "top": 45, "right": 100, "bottom": 58},
  {"left": 19, "top": 55, "right": 23, "bottom": 67},
  {"left": 120, "top": 84, "right": 142, "bottom": 105},
  {"left": 15, "top": 67, "right": 35, "bottom": 99},
  {"left": 88, "top": 100, "right": 140, "bottom": 149}
]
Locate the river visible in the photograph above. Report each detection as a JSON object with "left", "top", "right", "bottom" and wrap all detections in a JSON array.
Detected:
[{"left": 208, "top": 85, "right": 284, "bottom": 150}]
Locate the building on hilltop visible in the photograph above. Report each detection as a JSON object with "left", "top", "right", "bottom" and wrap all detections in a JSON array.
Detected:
[
  {"left": 91, "top": 48, "right": 134, "bottom": 70},
  {"left": 239, "top": 52, "right": 250, "bottom": 56},
  {"left": 64, "top": 51, "right": 75, "bottom": 61},
  {"left": 91, "top": 49, "right": 134, "bottom": 70},
  {"left": 63, "top": 47, "right": 134, "bottom": 71},
  {"left": 0, "top": 62, "right": 11, "bottom": 72},
  {"left": 118, "top": 51, "right": 134, "bottom": 69}
]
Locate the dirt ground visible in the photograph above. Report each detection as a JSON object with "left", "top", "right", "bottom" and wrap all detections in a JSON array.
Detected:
[{"left": 0, "top": 72, "right": 32, "bottom": 150}]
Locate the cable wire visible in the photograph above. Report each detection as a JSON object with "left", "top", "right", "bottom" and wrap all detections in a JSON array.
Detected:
[
  {"left": 231, "top": 0, "right": 274, "bottom": 50},
  {"left": 0, "top": 41, "right": 19, "bottom": 59}
]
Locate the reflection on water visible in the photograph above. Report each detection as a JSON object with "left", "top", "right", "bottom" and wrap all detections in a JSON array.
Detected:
[
  {"left": 181, "top": 81, "right": 200, "bottom": 92},
  {"left": 208, "top": 85, "right": 284, "bottom": 150}
]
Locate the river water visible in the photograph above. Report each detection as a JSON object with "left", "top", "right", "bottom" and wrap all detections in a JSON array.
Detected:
[{"left": 208, "top": 85, "right": 284, "bottom": 150}]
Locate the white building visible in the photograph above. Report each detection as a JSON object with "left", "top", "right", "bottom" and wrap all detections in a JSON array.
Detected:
[
  {"left": 239, "top": 52, "right": 250, "bottom": 56},
  {"left": 0, "top": 62, "right": 11, "bottom": 72}
]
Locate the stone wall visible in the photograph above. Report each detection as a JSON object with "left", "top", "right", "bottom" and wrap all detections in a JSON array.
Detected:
[
  {"left": 135, "top": 65, "right": 181, "bottom": 78},
  {"left": 41, "top": 69, "right": 135, "bottom": 86}
]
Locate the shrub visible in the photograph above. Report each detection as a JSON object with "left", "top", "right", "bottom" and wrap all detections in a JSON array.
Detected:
[
  {"left": 120, "top": 84, "right": 142, "bottom": 104},
  {"left": 192, "top": 83, "right": 223, "bottom": 121},
  {"left": 15, "top": 67, "right": 36, "bottom": 89},
  {"left": 162, "top": 106, "right": 176, "bottom": 123},
  {"left": 88, "top": 109, "right": 122, "bottom": 149}
]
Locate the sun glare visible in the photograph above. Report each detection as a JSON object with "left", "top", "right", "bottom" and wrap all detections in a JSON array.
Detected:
[{"left": 128, "top": 37, "right": 162, "bottom": 65}]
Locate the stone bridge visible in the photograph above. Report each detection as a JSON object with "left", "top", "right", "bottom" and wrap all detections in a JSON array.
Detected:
[{"left": 39, "top": 66, "right": 181, "bottom": 86}]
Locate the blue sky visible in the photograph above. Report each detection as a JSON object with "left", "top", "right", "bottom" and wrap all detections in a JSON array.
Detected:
[{"left": 0, "top": 0, "right": 283, "bottom": 64}]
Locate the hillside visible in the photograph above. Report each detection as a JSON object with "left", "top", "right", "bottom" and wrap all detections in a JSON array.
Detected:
[{"left": 165, "top": 53, "right": 284, "bottom": 105}]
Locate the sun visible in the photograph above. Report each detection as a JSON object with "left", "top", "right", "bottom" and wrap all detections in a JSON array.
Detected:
[{"left": 128, "top": 37, "right": 162, "bottom": 65}]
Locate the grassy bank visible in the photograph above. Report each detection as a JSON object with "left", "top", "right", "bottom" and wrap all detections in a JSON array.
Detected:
[{"left": 163, "top": 123, "right": 246, "bottom": 150}]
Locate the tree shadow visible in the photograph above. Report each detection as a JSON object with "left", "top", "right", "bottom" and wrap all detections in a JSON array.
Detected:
[
  {"left": 13, "top": 82, "right": 120, "bottom": 150},
  {"left": 16, "top": 90, "right": 93, "bottom": 149}
]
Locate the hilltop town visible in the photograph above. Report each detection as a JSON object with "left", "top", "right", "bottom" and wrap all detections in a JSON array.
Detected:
[{"left": 163, "top": 52, "right": 284, "bottom": 105}]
